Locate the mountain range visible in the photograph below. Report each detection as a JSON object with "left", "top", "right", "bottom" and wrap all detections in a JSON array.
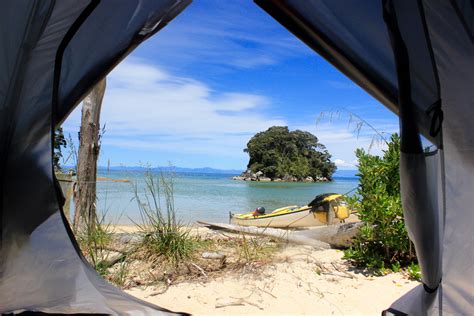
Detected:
[{"left": 93, "top": 165, "right": 358, "bottom": 177}]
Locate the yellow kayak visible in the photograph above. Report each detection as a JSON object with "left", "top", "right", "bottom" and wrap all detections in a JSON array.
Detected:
[{"left": 230, "top": 193, "right": 351, "bottom": 228}]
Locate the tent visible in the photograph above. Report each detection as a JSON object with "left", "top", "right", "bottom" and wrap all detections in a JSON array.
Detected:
[
  {"left": 0, "top": 0, "right": 191, "bottom": 314},
  {"left": 255, "top": 0, "right": 473, "bottom": 314},
  {"left": 1, "top": 0, "right": 472, "bottom": 314}
]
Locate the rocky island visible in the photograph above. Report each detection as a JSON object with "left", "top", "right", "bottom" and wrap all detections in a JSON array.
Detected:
[
  {"left": 232, "top": 169, "right": 329, "bottom": 182},
  {"left": 233, "top": 126, "right": 335, "bottom": 182}
]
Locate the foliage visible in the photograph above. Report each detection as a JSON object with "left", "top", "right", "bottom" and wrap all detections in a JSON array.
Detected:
[
  {"left": 407, "top": 262, "right": 421, "bottom": 281},
  {"left": 53, "top": 127, "right": 67, "bottom": 171},
  {"left": 244, "top": 126, "right": 336, "bottom": 179},
  {"left": 344, "top": 134, "right": 417, "bottom": 271},
  {"left": 133, "top": 168, "right": 198, "bottom": 265},
  {"left": 75, "top": 212, "right": 114, "bottom": 276}
]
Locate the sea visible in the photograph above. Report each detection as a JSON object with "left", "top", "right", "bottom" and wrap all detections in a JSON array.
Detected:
[{"left": 92, "top": 169, "right": 359, "bottom": 225}]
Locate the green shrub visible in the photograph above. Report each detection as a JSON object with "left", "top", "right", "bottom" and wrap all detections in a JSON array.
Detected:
[
  {"left": 345, "top": 134, "right": 417, "bottom": 271},
  {"left": 407, "top": 262, "right": 421, "bottom": 281}
]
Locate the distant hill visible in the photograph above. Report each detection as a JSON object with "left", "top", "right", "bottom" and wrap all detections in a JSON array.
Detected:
[
  {"left": 67, "top": 165, "right": 357, "bottom": 177},
  {"left": 96, "top": 165, "right": 243, "bottom": 175},
  {"left": 333, "top": 169, "right": 358, "bottom": 178}
]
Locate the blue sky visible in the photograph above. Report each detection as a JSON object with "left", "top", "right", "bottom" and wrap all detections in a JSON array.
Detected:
[{"left": 63, "top": 0, "right": 399, "bottom": 170}]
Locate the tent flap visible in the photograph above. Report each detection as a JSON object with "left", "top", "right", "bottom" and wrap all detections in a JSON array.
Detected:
[
  {"left": 0, "top": 0, "right": 191, "bottom": 314},
  {"left": 256, "top": 0, "right": 474, "bottom": 314}
]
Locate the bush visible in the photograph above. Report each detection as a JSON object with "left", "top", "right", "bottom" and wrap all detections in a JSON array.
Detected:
[
  {"left": 345, "top": 134, "right": 417, "bottom": 271},
  {"left": 407, "top": 262, "right": 421, "bottom": 281}
]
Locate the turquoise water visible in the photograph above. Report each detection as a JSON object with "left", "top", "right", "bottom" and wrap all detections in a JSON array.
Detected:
[{"left": 95, "top": 170, "right": 359, "bottom": 225}]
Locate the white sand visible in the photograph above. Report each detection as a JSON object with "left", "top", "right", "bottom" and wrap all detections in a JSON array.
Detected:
[{"left": 126, "top": 246, "right": 418, "bottom": 315}]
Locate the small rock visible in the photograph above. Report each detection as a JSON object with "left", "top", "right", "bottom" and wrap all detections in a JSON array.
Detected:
[
  {"left": 259, "top": 177, "right": 272, "bottom": 182},
  {"left": 202, "top": 252, "right": 226, "bottom": 259}
]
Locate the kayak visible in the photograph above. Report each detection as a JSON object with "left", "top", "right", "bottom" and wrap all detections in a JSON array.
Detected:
[{"left": 230, "top": 193, "right": 352, "bottom": 228}]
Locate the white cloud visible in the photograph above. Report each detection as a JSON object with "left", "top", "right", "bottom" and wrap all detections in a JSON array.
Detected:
[
  {"left": 292, "top": 120, "right": 397, "bottom": 170},
  {"left": 63, "top": 59, "right": 285, "bottom": 160},
  {"left": 62, "top": 59, "right": 399, "bottom": 169},
  {"left": 334, "top": 159, "right": 358, "bottom": 169}
]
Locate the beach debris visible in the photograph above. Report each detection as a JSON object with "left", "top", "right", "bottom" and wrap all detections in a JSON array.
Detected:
[
  {"left": 215, "top": 298, "right": 245, "bottom": 308},
  {"left": 99, "top": 250, "right": 126, "bottom": 268},
  {"left": 148, "top": 284, "right": 170, "bottom": 297},
  {"left": 198, "top": 221, "right": 364, "bottom": 248},
  {"left": 190, "top": 263, "right": 208, "bottom": 279},
  {"left": 215, "top": 297, "right": 263, "bottom": 310},
  {"left": 114, "top": 233, "right": 143, "bottom": 245},
  {"left": 201, "top": 252, "right": 226, "bottom": 259}
]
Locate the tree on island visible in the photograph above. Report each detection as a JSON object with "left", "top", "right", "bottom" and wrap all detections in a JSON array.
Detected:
[{"left": 243, "top": 126, "right": 336, "bottom": 181}]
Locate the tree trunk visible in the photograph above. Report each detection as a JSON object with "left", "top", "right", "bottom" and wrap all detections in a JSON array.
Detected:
[{"left": 73, "top": 78, "right": 106, "bottom": 231}]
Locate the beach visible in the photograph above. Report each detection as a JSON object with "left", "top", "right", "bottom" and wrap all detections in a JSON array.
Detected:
[
  {"left": 111, "top": 225, "right": 418, "bottom": 315},
  {"left": 84, "top": 172, "right": 418, "bottom": 315}
]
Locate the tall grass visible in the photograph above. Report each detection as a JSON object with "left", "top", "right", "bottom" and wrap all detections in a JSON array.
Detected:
[
  {"left": 75, "top": 211, "right": 114, "bottom": 276},
  {"left": 132, "top": 168, "right": 197, "bottom": 265}
]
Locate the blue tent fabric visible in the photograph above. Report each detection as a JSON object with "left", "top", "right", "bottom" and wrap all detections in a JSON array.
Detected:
[
  {"left": 256, "top": 0, "right": 473, "bottom": 314},
  {"left": 0, "top": 1, "right": 190, "bottom": 314}
]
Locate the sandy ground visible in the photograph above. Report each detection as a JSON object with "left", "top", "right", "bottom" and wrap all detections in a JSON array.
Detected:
[
  {"left": 126, "top": 245, "right": 418, "bottom": 315},
  {"left": 112, "top": 224, "right": 213, "bottom": 236}
]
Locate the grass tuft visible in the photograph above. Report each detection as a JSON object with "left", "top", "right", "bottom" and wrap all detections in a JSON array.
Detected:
[
  {"left": 75, "top": 212, "right": 113, "bottom": 276},
  {"left": 132, "top": 168, "right": 197, "bottom": 265},
  {"left": 236, "top": 233, "right": 278, "bottom": 264}
]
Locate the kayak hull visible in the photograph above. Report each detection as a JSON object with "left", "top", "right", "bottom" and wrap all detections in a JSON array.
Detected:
[
  {"left": 230, "top": 209, "right": 341, "bottom": 228},
  {"left": 231, "top": 194, "right": 353, "bottom": 228}
]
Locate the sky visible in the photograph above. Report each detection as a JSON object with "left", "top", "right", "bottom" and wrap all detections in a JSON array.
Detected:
[{"left": 62, "top": 0, "right": 399, "bottom": 171}]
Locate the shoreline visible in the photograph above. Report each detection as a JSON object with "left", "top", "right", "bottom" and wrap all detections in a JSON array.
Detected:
[
  {"left": 231, "top": 177, "right": 331, "bottom": 183},
  {"left": 103, "top": 223, "right": 418, "bottom": 315},
  {"left": 125, "top": 244, "right": 418, "bottom": 315}
]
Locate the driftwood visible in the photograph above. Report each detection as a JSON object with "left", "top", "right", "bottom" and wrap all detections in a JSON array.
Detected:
[
  {"left": 294, "top": 221, "right": 364, "bottom": 248},
  {"left": 190, "top": 263, "right": 208, "bottom": 279},
  {"left": 215, "top": 297, "right": 263, "bottom": 310},
  {"left": 197, "top": 220, "right": 363, "bottom": 248}
]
